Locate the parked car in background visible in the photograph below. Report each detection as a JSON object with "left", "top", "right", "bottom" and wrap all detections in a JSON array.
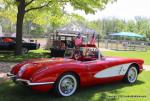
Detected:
[{"left": 0, "top": 37, "right": 40, "bottom": 54}]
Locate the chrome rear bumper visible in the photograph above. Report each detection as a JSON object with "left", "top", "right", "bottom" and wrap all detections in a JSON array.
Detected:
[
  {"left": 7, "top": 73, "right": 16, "bottom": 78},
  {"left": 7, "top": 73, "right": 54, "bottom": 86}
]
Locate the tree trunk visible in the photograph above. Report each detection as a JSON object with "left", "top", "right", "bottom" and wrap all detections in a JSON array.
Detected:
[{"left": 15, "top": 0, "right": 25, "bottom": 55}]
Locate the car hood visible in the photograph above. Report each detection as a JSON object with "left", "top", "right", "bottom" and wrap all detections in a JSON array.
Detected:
[
  {"left": 30, "top": 58, "right": 75, "bottom": 64},
  {"left": 12, "top": 58, "right": 76, "bottom": 79}
]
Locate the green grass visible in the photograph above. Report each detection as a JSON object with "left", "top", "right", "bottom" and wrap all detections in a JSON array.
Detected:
[
  {"left": 0, "top": 49, "right": 150, "bottom": 65},
  {"left": 0, "top": 71, "right": 150, "bottom": 101},
  {"left": 102, "top": 51, "right": 150, "bottom": 65},
  {"left": 0, "top": 49, "right": 50, "bottom": 62}
]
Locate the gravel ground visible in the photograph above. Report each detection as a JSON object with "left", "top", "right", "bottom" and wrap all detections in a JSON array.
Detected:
[
  {"left": 0, "top": 62, "right": 17, "bottom": 73},
  {"left": 0, "top": 62, "right": 17, "bottom": 81},
  {"left": 143, "top": 65, "right": 150, "bottom": 71}
]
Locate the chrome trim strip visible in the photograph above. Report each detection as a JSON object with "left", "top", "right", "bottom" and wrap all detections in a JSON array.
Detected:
[
  {"left": 7, "top": 73, "right": 16, "bottom": 78},
  {"left": 16, "top": 79, "right": 55, "bottom": 86}
]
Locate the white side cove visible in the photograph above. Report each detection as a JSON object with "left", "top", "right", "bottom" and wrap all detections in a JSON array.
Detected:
[{"left": 94, "top": 63, "right": 132, "bottom": 78}]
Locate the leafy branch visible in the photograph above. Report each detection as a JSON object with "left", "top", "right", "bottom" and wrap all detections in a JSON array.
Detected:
[
  {"left": 25, "top": 0, "right": 35, "bottom": 7},
  {"left": 25, "top": 1, "right": 51, "bottom": 13},
  {"left": 25, "top": 0, "right": 70, "bottom": 13}
]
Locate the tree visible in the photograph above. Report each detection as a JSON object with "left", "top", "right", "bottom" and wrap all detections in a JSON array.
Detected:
[
  {"left": 24, "top": 5, "right": 72, "bottom": 34},
  {"left": 126, "top": 20, "right": 136, "bottom": 32},
  {"left": 1, "top": 0, "right": 114, "bottom": 55}
]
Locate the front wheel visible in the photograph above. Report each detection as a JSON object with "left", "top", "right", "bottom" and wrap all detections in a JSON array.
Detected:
[
  {"left": 124, "top": 66, "right": 138, "bottom": 84},
  {"left": 54, "top": 73, "right": 78, "bottom": 97}
]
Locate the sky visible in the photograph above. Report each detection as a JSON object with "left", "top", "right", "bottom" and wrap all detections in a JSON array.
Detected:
[{"left": 66, "top": 0, "right": 150, "bottom": 21}]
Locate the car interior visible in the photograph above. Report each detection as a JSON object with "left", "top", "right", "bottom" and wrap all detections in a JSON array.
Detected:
[
  {"left": 65, "top": 45, "right": 101, "bottom": 61},
  {"left": 73, "top": 47, "right": 99, "bottom": 61}
]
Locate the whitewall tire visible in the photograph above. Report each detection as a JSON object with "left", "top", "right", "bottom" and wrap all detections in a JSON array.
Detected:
[
  {"left": 54, "top": 73, "right": 78, "bottom": 97},
  {"left": 124, "top": 66, "right": 138, "bottom": 84}
]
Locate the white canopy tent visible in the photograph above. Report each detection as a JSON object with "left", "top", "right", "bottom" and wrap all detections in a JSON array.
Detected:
[{"left": 55, "top": 21, "right": 97, "bottom": 35}]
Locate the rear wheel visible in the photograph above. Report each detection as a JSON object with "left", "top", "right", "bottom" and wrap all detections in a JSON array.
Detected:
[
  {"left": 124, "top": 66, "right": 138, "bottom": 84},
  {"left": 54, "top": 73, "right": 78, "bottom": 97},
  {"left": 22, "top": 48, "right": 28, "bottom": 54}
]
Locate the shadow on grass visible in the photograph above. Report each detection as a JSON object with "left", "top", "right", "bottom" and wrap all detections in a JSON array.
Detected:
[
  {"left": 0, "top": 80, "right": 145, "bottom": 101},
  {"left": 0, "top": 50, "right": 50, "bottom": 62}
]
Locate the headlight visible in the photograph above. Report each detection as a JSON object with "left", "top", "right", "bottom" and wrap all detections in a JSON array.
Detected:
[{"left": 18, "top": 64, "right": 31, "bottom": 77}]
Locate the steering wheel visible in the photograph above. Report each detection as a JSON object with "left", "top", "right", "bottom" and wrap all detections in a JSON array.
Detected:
[
  {"left": 86, "top": 49, "right": 94, "bottom": 57},
  {"left": 74, "top": 50, "right": 82, "bottom": 60}
]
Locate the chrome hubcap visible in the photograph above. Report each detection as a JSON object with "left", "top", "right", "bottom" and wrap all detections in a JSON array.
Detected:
[
  {"left": 60, "top": 78, "right": 74, "bottom": 94},
  {"left": 128, "top": 67, "right": 137, "bottom": 83},
  {"left": 58, "top": 75, "right": 77, "bottom": 96}
]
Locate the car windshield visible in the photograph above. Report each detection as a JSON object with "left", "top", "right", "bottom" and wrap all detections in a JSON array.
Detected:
[
  {"left": 80, "top": 47, "right": 99, "bottom": 58},
  {"left": 64, "top": 47, "right": 100, "bottom": 61},
  {"left": 64, "top": 48, "right": 74, "bottom": 58}
]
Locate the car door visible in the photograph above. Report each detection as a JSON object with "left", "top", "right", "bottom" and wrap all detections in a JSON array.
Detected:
[
  {"left": 83, "top": 59, "right": 110, "bottom": 85},
  {"left": 8, "top": 38, "right": 16, "bottom": 50},
  {"left": 0, "top": 37, "right": 10, "bottom": 50},
  {"left": 83, "top": 58, "right": 124, "bottom": 85}
]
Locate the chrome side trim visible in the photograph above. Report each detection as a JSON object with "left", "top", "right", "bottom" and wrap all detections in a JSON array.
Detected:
[
  {"left": 7, "top": 73, "right": 16, "bottom": 78},
  {"left": 16, "top": 79, "right": 55, "bottom": 86}
]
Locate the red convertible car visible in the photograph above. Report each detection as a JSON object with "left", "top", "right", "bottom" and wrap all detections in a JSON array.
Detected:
[{"left": 7, "top": 44, "right": 143, "bottom": 96}]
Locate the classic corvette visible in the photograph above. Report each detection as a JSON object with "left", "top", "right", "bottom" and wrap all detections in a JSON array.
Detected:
[{"left": 7, "top": 44, "right": 143, "bottom": 96}]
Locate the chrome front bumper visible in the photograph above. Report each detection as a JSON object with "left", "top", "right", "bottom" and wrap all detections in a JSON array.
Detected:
[{"left": 7, "top": 73, "right": 54, "bottom": 86}]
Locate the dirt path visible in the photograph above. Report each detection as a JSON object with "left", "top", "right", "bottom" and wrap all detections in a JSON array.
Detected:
[
  {"left": 0, "top": 62, "right": 17, "bottom": 73},
  {"left": 143, "top": 65, "right": 150, "bottom": 71},
  {"left": 0, "top": 62, "right": 17, "bottom": 80}
]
